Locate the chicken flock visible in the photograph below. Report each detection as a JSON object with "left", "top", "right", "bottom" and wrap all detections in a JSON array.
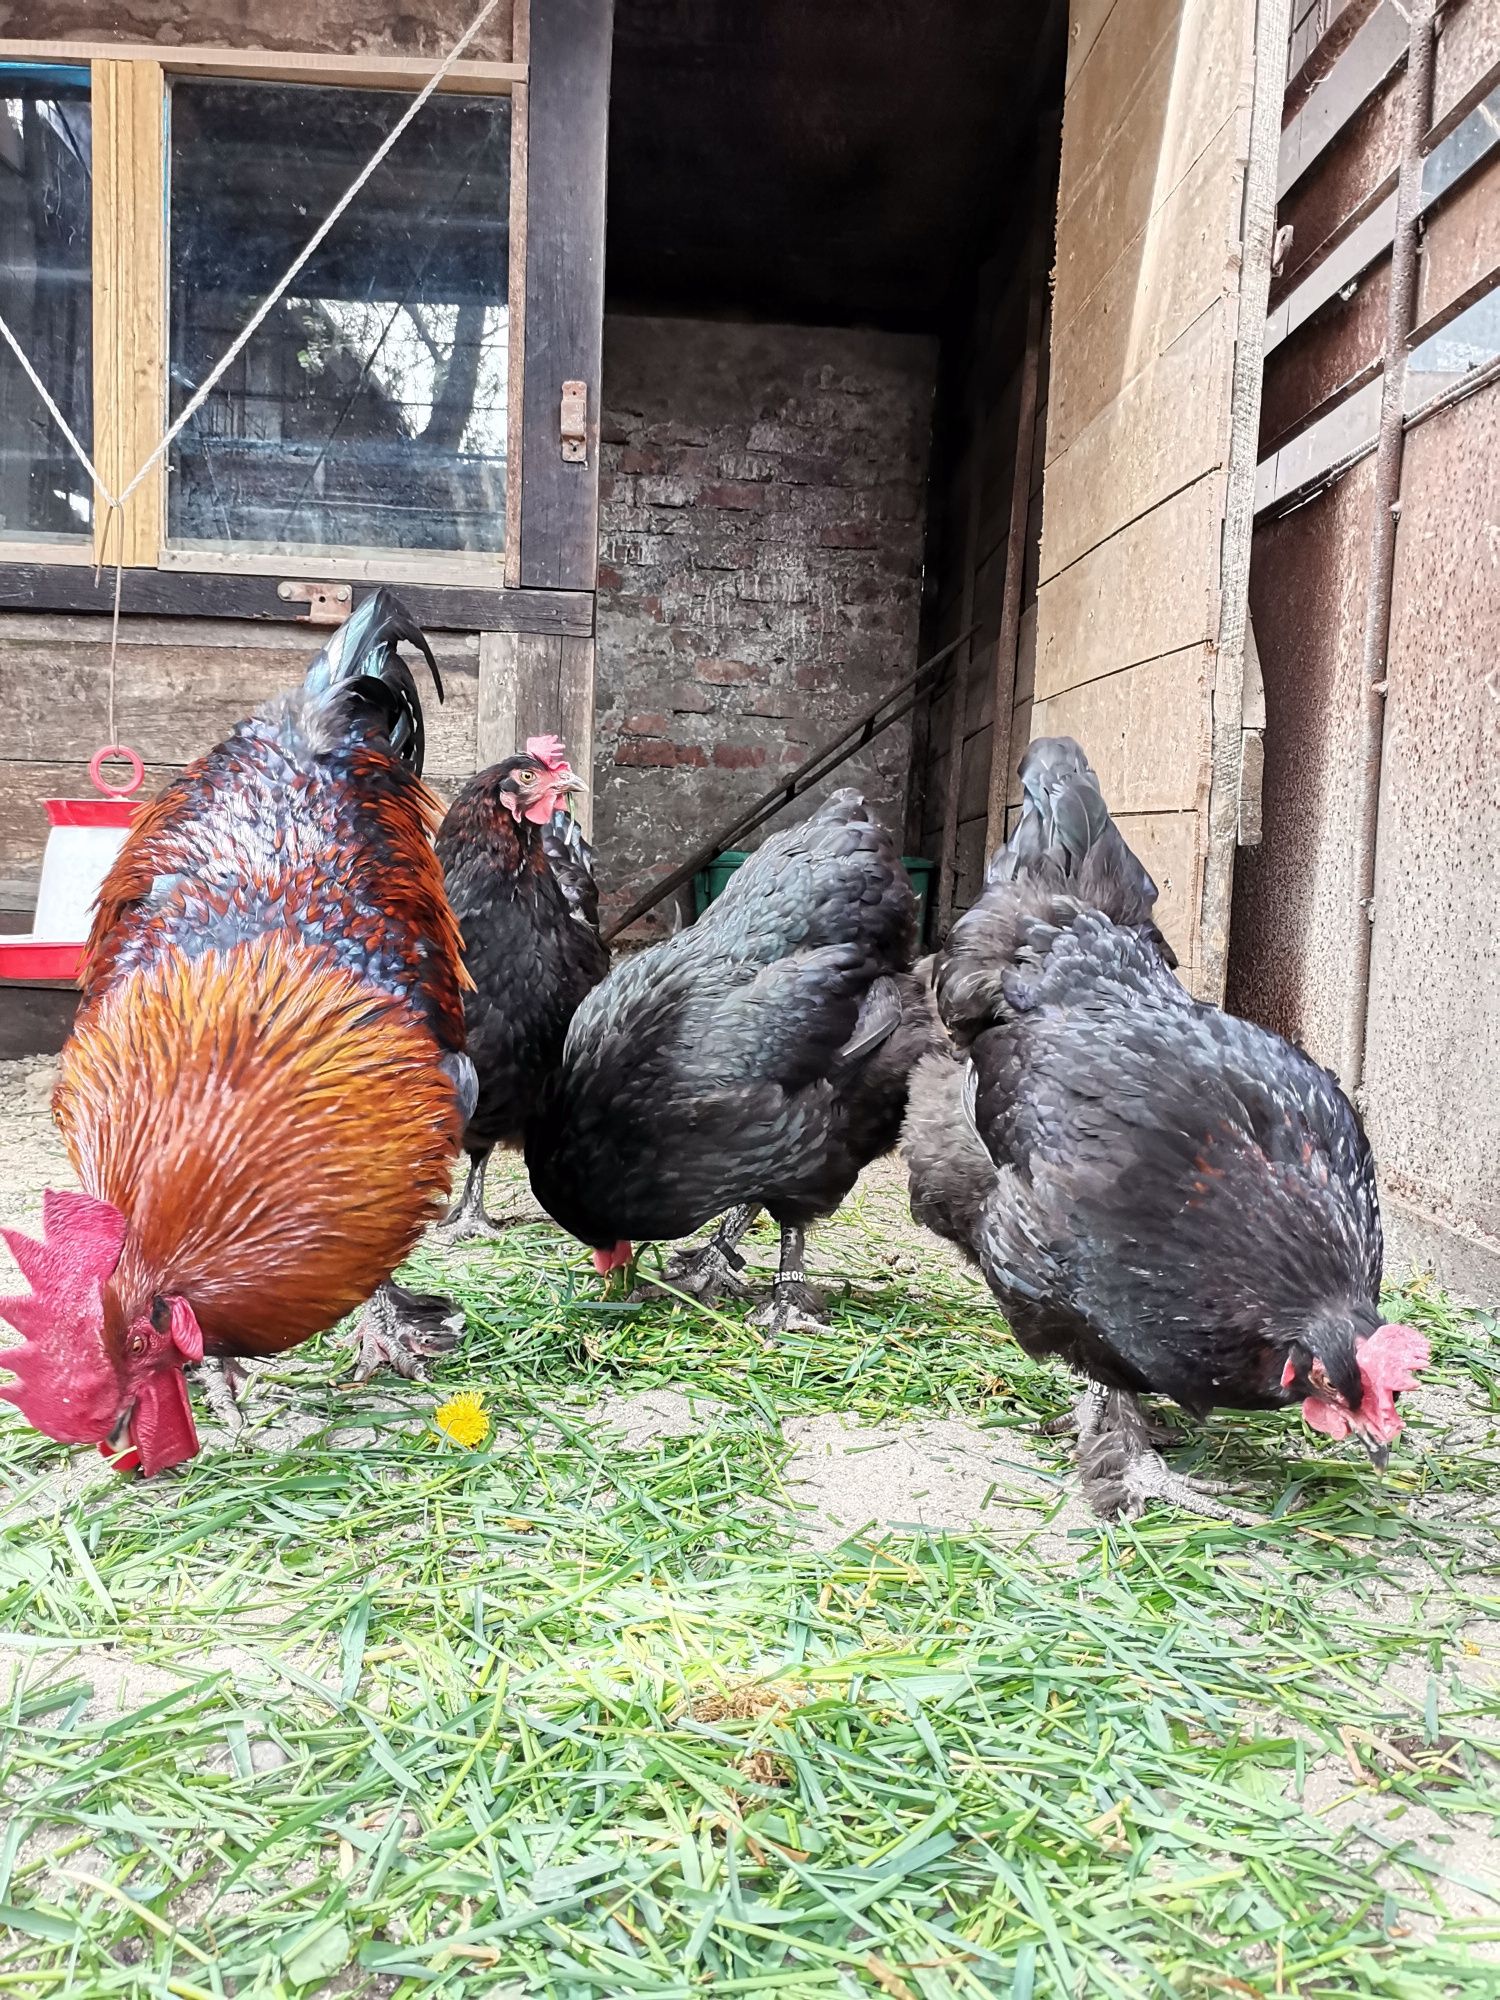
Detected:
[{"left": 0, "top": 591, "right": 1429, "bottom": 1516}]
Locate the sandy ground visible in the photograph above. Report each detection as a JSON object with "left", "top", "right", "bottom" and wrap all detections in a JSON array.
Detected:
[{"left": 2, "top": 1053, "right": 1497, "bottom": 1950}]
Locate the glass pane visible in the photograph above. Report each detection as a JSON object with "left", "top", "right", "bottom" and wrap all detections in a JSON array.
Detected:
[
  {"left": 0, "top": 64, "right": 92, "bottom": 544},
  {"left": 167, "top": 80, "right": 511, "bottom": 558}
]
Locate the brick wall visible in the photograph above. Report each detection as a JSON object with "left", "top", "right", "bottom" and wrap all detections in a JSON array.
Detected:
[{"left": 595, "top": 314, "right": 937, "bottom": 936}]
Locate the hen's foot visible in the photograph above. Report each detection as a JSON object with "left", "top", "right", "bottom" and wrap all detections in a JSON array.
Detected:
[
  {"left": 344, "top": 1283, "right": 464, "bottom": 1385},
  {"left": 193, "top": 1357, "right": 249, "bottom": 1438},
  {"left": 749, "top": 1279, "right": 830, "bottom": 1338},
  {"left": 432, "top": 1206, "right": 539, "bottom": 1246},
  {"left": 1075, "top": 1385, "right": 1254, "bottom": 1525},
  {"left": 637, "top": 1241, "right": 752, "bottom": 1306}
]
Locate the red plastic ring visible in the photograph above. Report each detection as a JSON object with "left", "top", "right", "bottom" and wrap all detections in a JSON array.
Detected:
[{"left": 89, "top": 745, "right": 145, "bottom": 797}]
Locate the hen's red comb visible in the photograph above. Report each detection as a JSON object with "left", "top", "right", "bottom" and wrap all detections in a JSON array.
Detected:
[
  {"left": 1353, "top": 1320, "right": 1431, "bottom": 1444},
  {"left": 525, "top": 734, "right": 570, "bottom": 772},
  {"left": 0, "top": 1189, "right": 126, "bottom": 1444}
]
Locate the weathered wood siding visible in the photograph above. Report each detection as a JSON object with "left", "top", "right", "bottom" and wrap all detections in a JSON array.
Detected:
[{"left": 1036, "top": 0, "right": 1281, "bottom": 994}]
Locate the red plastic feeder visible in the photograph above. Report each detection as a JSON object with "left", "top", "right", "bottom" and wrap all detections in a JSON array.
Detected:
[{"left": 0, "top": 748, "right": 145, "bottom": 984}]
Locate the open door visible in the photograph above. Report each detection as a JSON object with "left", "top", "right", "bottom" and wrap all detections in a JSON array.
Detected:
[{"left": 1034, "top": 0, "right": 1287, "bottom": 997}]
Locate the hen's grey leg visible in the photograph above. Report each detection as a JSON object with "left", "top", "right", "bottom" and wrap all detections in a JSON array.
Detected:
[
  {"left": 434, "top": 1149, "right": 543, "bottom": 1243},
  {"left": 1074, "top": 1383, "right": 1253, "bottom": 1524},
  {"left": 1041, "top": 1387, "right": 1183, "bottom": 1450},
  {"left": 343, "top": 1282, "right": 464, "bottom": 1384},
  {"left": 643, "top": 1204, "right": 760, "bottom": 1303},
  {"left": 748, "top": 1225, "right": 830, "bottom": 1336}
]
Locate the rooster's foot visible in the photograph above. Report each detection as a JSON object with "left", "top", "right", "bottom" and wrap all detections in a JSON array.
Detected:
[
  {"left": 1075, "top": 1385, "right": 1254, "bottom": 1525},
  {"left": 193, "top": 1357, "right": 249, "bottom": 1439},
  {"left": 344, "top": 1282, "right": 464, "bottom": 1385},
  {"left": 749, "top": 1280, "right": 830, "bottom": 1338}
]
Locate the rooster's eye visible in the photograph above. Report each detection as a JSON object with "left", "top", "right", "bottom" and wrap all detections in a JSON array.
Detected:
[{"left": 126, "top": 1331, "right": 149, "bottom": 1357}]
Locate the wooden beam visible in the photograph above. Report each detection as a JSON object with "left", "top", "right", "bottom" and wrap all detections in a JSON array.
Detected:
[
  {"left": 0, "top": 39, "right": 522, "bottom": 92},
  {"left": 983, "top": 200, "right": 1050, "bottom": 864},
  {"left": 934, "top": 416, "right": 985, "bottom": 940},
  {"left": 519, "top": 0, "right": 613, "bottom": 590},
  {"left": 92, "top": 59, "right": 165, "bottom": 569},
  {"left": 0, "top": 563, "right": 595, "bottom": 635},
  {"left": 503, "top": 80, "right": 529, "bottom": 590},
  {"left": 1278, "top": 0, "right": 1407, "bottom": 197}
]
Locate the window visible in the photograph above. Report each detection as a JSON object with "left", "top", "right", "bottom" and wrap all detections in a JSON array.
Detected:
[
  {"left": 167, "top": 80, "right": 512, "bottom": 559},
  {"left": 0, "top": 63, "right": 92, "bottom": 545}
]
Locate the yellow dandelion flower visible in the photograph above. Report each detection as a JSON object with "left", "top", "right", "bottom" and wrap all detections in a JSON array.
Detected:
[{"left": 433, "top": 1391, "right": 490, "bottom": 1448}]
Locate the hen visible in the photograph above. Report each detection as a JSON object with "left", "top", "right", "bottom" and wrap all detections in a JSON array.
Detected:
[
  {"left": 434, "top": 734, "right": 607, "bottom": 1241},
  {"left": 903, "top": 736, "right": 1429, "bottom": 1519},
  {"left": 526, "top": 789, "right": 931, "bottom": 1331},
  {"left": 0, "top": 591, "right": 474, "bottom": 1475}
]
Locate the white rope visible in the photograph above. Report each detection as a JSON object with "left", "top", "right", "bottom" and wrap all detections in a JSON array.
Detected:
[{"left": 0, "top": 0, "right": 502, "bottom": 527}]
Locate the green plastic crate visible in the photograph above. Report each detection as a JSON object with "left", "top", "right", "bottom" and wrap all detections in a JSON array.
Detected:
[{"left": 693, "top": 848, "right": 936, "bottom": 943}]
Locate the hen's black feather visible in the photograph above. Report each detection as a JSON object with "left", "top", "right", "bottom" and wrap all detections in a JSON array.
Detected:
[
  {"left": 436, "top": 768, "right": 608, "bottom": 1157},
  {"left": 904, "top": 737, "right": 1386, "bottom": 1421},
  {"left": 526, "top": 789, "right": 936, "bottom": 1248}
]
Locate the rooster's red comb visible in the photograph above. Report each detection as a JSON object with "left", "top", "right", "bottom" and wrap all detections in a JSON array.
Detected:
[
  {"left": 525, "top": 734, "right": 570, "bottom": 772},
  {"left": 0, "top": 1189, "right": 126, "bottom": 1445}
]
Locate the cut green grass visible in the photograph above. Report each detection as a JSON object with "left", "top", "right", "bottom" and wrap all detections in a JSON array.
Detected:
[{"left": 0, "top": 1168, "right": 1496, "bottom": 1998}]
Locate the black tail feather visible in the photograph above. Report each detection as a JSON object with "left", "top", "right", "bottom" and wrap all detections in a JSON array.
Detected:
[
  {"left": 988, "top": 735, "right": 1176, "bottom": 963},
  {"left": 303, "top": 587, "right": 442, "bottom": 773}
]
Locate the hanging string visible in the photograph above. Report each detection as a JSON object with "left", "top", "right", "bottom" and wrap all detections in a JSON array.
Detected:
[{"left": 0, "top": 0, "right": 503, "bottom": 723}]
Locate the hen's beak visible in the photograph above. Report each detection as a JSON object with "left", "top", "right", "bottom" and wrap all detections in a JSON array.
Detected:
[{"left": 1361, "top": 1436, "right": 1392, "bottom": 1473}]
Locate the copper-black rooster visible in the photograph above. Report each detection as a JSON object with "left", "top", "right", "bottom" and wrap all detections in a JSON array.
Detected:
[
  {"left": 903, "top": 737, "right": 1429, "bottom": 1519},
  {"left": 0, "top": 591, "right": 474, "bottom": 1474},
  {"left": 526, "top": 789, "right": 937, "bottom": 1331},
  {"left": 434, "top": 734, "right": 607, "bottom": 1241}
]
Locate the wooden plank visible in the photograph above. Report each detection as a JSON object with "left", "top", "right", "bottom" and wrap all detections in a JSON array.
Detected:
[
  {"left": 1415, "top": 146, "right": 1500, "bottom": 337},
  {"left": 0, "top": 35, "right": 517, "bottom": 83},
  {"left": 559, "top": 632, "right": 595, "bottom": 834},
  {"left": 1057, "top": 0, "right": 1181, "bottom": 227},
  {"left": 1254, "top": 371, "right": 1382, "bottom": 509},
  {"left": 519, "top": 0, "right": 613, "bottom": 590},
  {"left": 1278, "top": 0, "right": 1407, "bottom": 196},
  {"left": 0, "top": 564, "right": 595, "bottom": 635},
  {"left": 1111, "top": 808, "right": 1202, "bottom": 966},
  {"left": 1065, "top": 0, "right": 1122, "bottom": 88},
  {"left": 1056, "top": 0, "right": 1247, "bottom": 337},
  {"left": 0, "top": 621, "right": 480, "bottom": 773},
  {"left": 504, "top": 80, "right": 529, "bottom": 590},
  {"left": 1030, "top": 645, "right": 1211, "bottom": 815},
  {"left": 1431, "top": 0, "right": 1500, "bottom": 135},
  {"left": 476, "top": 629, "right": 517, "bottom": 765},
  {"left": 1040, "top": 299, "right": 1230, "bottom": 580},
  {"left": 1035, "top": 473, "right": 1219, "bottom": 699},
  {"left": 936, "top": 363, "right": 986, "bottom": 939},
  {"left": 1051, "top": 113, "right": 1242, "bottom": 460},
  {"left": 1202, "top": 0, "right": 1292, "bottom": 1001},
  {"left": 984, "top": 212, "right": 1049, "bottom": 859},
  {"left": 159, "top": 546, "right": 513, "bottom": 588},
  {"left": 1263, "top": 188, "right": 1398, "bottom": 355},
  {"left": 92, "top": 60, "right": 165, "bottom": 569}
]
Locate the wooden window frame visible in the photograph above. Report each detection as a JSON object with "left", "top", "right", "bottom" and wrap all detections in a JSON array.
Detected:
[{"left": 0, "top": 38, "right": 527, "bottom": 585}]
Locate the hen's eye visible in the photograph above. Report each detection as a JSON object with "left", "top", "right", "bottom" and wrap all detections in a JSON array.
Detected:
[{"left": 515, "top": 769, "right": 537, "bottom": 785}]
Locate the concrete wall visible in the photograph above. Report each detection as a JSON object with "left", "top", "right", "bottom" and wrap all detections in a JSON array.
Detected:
[{"left": 594, "top": 314, "right": 936, "bottom": 937}]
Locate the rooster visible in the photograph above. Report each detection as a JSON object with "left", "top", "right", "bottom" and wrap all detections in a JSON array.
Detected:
[
  {"left": 0, "top": 591, "right": 474, "bottom": 1475},
  {"left": 526, "top": 790, "right": 933, "bottom": 1332},
  {"left": 434, "top": 735, "right": 607, "bottom": 1241},
  {"left": 903, "top": 737, "right": 1429, "bottom": 1519}
]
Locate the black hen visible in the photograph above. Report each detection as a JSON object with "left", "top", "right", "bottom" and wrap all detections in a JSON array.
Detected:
[
  {"left": 903, "top": 736, "right": 1429, "bottom": 1520},
  {"left": 434, "top": 736, "right": 608, "bottom": 1241},
  {"left": 526, "top": 789, "right": 933, "bottom": 1330}
]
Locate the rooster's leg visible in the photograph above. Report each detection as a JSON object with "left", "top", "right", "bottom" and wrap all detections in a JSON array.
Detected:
[
  {"left": 344, "top": 1281, "right": 464, "bottom": 1384},
  {"left": 1073, "top": 1384, "right": 1254, "bottom": 1524},
  {"left": 194, "top": 1357, "right": 249, "bottom": 1438},
  {"left": 433, "top": 1150, "right": 537, "bottom": 1244},
  {"left": 642, "top": 1205, "right": 760, "bottom": 1303},
  {"left": 748, "top": 1225, "right": 830, "bottom": 1336}
]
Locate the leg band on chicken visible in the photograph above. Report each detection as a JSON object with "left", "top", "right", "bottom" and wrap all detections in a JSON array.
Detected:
[
  {"left": 1072, "top": 1383, "right": 1254, "bottom": 1524},
  {"left": 748, "top": 1224, "right": 830, "bottom": 1337},
  {"left": 343, "top": 1281, "right": 464, "bottom": 1384},
  {"left": 639, "top": 1205, "right": 760, "bottom": 1304}
]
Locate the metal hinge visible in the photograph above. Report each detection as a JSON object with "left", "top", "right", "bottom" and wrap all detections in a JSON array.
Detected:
[
  {"left": 560, "top": 379, "right": 588, "bottom": 463},
  {"left": 277, "top": 580, "right": 353, "bottom": 625}
]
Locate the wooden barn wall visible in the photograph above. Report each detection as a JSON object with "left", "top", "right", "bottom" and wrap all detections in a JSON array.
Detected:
[
  {"left": 0, "top": 0, "right": 515, "bottom": 62},
  {"left": 0, "top": 618, "right": 483, "bottom": 910},
  {"left": 912, "top": 253, "right": 1050, "bottom": 919},
  {"left": 1034, "top": 0, "right": 1283, "bottom": 994},
  {"left": 1229, "top": 0, "right": 1500, "bottom": 1294}
]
